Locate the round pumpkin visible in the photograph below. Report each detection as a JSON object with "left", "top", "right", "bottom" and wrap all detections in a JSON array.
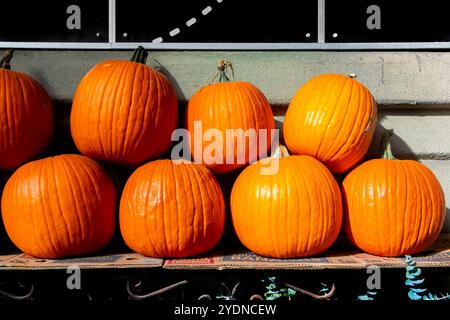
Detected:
[
  {"left": 1, "top": 154, "right": 116, "bottom": 258},
  {"left": 283, "top": 74, "right": 377, "bottom": 173},
  {"left": 343, "top": 130, "right": 445, "bottom": 257},
  {"left": 120, "top": 159, "right": 225, "bottom": 258},
  {"left": 186, "top": 59, "right": 275, "bottom": 174},
  {"left": 0, "top": 50, "right": 54, "bottom": 170},
  {"left": 231, "top": 145, "right": 343, "bottom": 258},
  {"left": 71, "top": 46, "right": 178, "bottom": 166}
]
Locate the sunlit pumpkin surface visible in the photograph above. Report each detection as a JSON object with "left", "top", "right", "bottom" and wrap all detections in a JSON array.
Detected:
[
  {"left": 343, "top": 158, "right": 445, "bottom": 257},
  {"left": 1, "top": 154, "right": 116, "bottom": 259},
  {"left": 231, "top": 153, "right": 343, "bottom": 258},
  {"left": 283, "top": 74, "right": 377, "bottom": 173},
  {"left": 186, "top": 79, "right": 275, "bottom": 173},
  {"left": 120, "top": 160, "right": 225, "bottom": 258},
  {"left": 71, "top": 50, "right": 178, "bottom": 166}
]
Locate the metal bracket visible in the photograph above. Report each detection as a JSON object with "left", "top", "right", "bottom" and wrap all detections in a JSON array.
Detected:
[
  {"left": 0, "top": 281, "right": 34, "bottom": 300},
  {"left": 127, "top": 279, "right": 188, "bottom": 301}
]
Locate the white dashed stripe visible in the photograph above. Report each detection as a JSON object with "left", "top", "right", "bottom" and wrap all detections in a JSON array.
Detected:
[{"left": 148, "top": 0, "right": 225, "bottom": 44}]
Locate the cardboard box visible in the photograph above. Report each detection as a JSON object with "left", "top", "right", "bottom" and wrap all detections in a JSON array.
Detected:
[
  {"left": 0, "top": 252, "right": 163, "bottom": 270},
  {"left": 0, "top": 234, "right": 448, "bottom": 271},
  {"left": 164, "top": 234, "right": 450, "bottom": 270}
]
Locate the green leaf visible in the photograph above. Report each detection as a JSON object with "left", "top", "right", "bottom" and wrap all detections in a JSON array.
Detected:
[
  {"left": 357, "top": 295, "right": 374, "bottom": 301},
  {"left": 287, "top": 288, "right": 296, "bottom": 296},
  {"left": 408, "top": 291, "right": 423, "bottom": 300},
  {"left": 405, "top": 265, "right": 417, "bottom": 272},
  {"left": 281, "top": 288, "right": 296, "bottom": 298},
  {"left": 266, "top": 284, "right": 276, "bottom": 290},
  {"left": 406, "top": 268, "right": 422, "bottom": 279},
  {"left": 405, "top": 278, "right": 425, "bottom": 286},
  {"left": 410, "top": 288, "right": 427, "bottom": 293}
]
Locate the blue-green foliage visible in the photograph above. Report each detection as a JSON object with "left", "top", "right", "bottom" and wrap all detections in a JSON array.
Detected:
[
  {"left": 405, "top": 255, "right": 449, "bottom": 301},
  {"left": 262, "top": 277, "right": 296, "bottom": 301},
  {"left": 357, "top": 290, "right": 378, "bottom": 301}
]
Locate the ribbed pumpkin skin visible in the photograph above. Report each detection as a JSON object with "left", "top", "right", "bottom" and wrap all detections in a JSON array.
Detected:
[
  {"left": 186, "top": 81, "right": 275, "bottom": 173},
  {"left": 1, "top": 154, "right": 116, "bottom": 258},
  {"left": 0, "top": 69, "right": 54, "bottom": 170},
  {"left": 120, "top": 160, "right": 225, "bottom": 258},
  {"left": 283, "top": 74, "right": 377, "bottom": 173},
  {"left": 71, "top": 60, "right": 178, "bottom": 165},
  {"left": 231, "top": 155, "right": 343, "bottom": 258},
  {"left": 343, "top": 159, "right": 445, "bottom": 257}
]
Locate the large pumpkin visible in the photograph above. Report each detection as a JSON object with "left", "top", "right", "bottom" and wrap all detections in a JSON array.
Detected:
[
  {"left": 343, "top": 130, "right": 445, "bottom": 257},
  {"left": 1, "top": 154, "right": 116, "bottom": 258},
  {"left": 186, "top": 60, "right": 275, "bottom": 174},
  {"left": 120, "top": 159, "right": 225, "bottom": 258},
  {"left": 0, "top": 50, "right": 54, "bottom": 170},
  {"left": 231, "top": 145, "right": 342, "bottom": 258},
  {"left": 283, "top": 74, "right": 377, "bottom": 173},
  {"left": 71, "top": 46, "right": 178, "bottom": 166}
]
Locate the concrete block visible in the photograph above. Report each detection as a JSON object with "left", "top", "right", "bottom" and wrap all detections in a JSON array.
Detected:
[
  {"left": 274, "top": 109, "right": 450, "bottom": 160},
  {"left": 7, "top": 50, "right": 450, "bottom": 106},
  {"left": 421, "top": 160, "right": 450, "bottom": 232}
]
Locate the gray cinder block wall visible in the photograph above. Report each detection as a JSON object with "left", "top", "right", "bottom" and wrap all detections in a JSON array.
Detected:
[{"left": 8, "top": 50, "right": 450, "bottom": 231}]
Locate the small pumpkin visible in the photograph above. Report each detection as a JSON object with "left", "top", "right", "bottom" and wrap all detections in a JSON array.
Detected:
[
  {"left": 0, "top": 50, "right": 54, "bottom": 170},
  {"left": 343, "top": 130, "right": 445, "bottom": 257},
  {"left": 71, "top": 46, "right": 178, "bottom": 166},
  {"left": 231, "top": 145, "right": 343, "bottom": 258},
  {"left": 120, "top": 159, "right": 225, "bottom": 258},
  {"left": 283, "top": 74, "right": 377, "bottom": 173},
  {"left": 1, "top": 154, "right": 116, "bottom": 258},
  {"left": 186, "top": 60, "right": 275, "bottom": 173}
]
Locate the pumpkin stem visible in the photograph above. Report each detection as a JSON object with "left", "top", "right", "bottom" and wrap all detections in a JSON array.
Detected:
[
  {"left": 381, "top": 129, "right": 396, "bottom": 160},
  {"left": 0, "top": 49, "right": 14, "bottom": 70},
  {"left": 271, "top": 143, "right": 290, "bottom": 159},
  {"left": 130, "top": 46, "right": 148, "bottom": 64},
  {"left": 348, "top": 73, "right": 358, "bottom": 79},
  {"left": 213, "top": 59, "right": 235, "bottom": 83}
]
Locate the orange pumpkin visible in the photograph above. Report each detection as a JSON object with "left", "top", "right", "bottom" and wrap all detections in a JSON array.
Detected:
[
  {"left": 1, "top": 154, "right": 116, "bottom": 258},
  {"left": 71, "top": 46, "right": 178, "bottom": 166},
  {"left": 343, "top": 130, "right": 445, "bottom": 257},
  {"left": 283, "top": 74, "right": 377, "bottom": 173},
  {"left": 120, "top": 159, "right": 225, "bottom": 258},
  {"left": 231, "top": 145, "right": 343, "bottom": 258},
  {"left": 0, "top": 50, "right": 54, "bottom": 170},
  {"left": 186, "top": 60, "right": 275, "bottom": 173}
]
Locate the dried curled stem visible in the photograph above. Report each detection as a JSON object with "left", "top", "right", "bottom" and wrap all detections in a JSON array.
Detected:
[
  {"left": 0, "top": 49, "right": 14, "bottom": 70},
  {"left": 212, "top": 59, "right": 235, "bottom": 82}
]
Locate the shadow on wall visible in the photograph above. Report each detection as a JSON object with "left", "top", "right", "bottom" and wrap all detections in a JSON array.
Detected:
[
  {"left": 445, "top": 209, "right": 450, "bottom": 232},
  {"left": 152, "top": 60, "right": 187, "bottom": 103},
  {"left": 0, "top": 173, "right": 18, "bottom": 254},
  {"left": 367, "top": 115, "right": 417, "bottom": 160}
]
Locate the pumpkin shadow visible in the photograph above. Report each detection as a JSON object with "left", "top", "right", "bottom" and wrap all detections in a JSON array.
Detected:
[
  {"left": 0, "top": 172, "right": 21, "bottom": 254},
  {"left": 445, "top": 209, "right": 450, "bottom": 232},
  {"left": 215, "top": 168, "right": 246, "bottom": 250},
  {"left": 152, "top": 61, "right": 187, "bottom": 103},
  {"left": 367, "top": 112, "right": 417, "bottom": 160},
  {"left": 49, "top": 101, "right": 79, "bottom": 155}
]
